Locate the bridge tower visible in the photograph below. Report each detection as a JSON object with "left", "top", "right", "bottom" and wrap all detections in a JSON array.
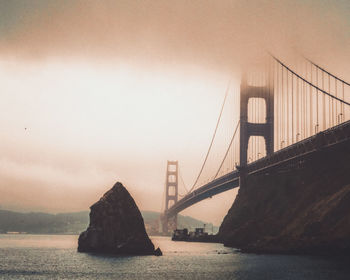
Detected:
[
  {"left": 162, "top": 160, "right": 178, "bottom": 233},
  {"left": 240, "top": 70, "right": 274, "bottom": 167}
]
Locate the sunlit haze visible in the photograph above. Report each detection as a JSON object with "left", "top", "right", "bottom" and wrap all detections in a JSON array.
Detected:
[{"left": 0, "top": 0, "right": 349, "bottom": 225}]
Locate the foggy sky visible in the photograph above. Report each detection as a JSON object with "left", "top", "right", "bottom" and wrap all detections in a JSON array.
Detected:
[{"left": 0, "top": 0, "right": 349, "bottom": 224}]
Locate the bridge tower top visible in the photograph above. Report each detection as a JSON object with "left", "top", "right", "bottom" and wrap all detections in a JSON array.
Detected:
[{"left": 240, "top": 70, "right": 274, "bottom": 166}]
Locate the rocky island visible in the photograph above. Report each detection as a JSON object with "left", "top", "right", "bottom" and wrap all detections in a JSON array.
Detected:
[
  {"left": 218, "top": 138, "right": 350, "bottom": 255},
  {"left": 78, "top": 182, "right": 161, "bottom": 256}
]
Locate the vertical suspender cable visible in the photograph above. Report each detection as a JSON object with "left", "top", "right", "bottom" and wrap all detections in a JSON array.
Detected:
[
  {"left": 282, "top": 66, "right": 284, "bottom": 147},
  {"left": 214, "top": 121, "right": 240, "bottom": 179},
  {"left": 287, "top": 70, "right": 289, "bottom": 145},
  {"left": 316, "top": 67, "right": 319, "bottom": 132},
  {"left": 322, "top": 71, "right": 325, "bottom": 130},
  {"left": 310, "top": 63, "right": 313, "bottom": 136},
  {"left": 296, "top": 74, "right": 299, "bottom": 140},
  {"left": 291, "top": 73, "right": 294, "bottom": 143},
  {"left": 328, "top": 75, "right": 334, "bottom": 126},
  {"left": 328, "top": 74, "right": 331, "bottom": 127},
  {"left": 274, "top": 61, "right": 281, "bottom": 150},
  {"left": 341, "top": 83, "right": 345, "bottom": 120},
  {"left": 304, "top": 74, "right": 306, "bottom": 138},
  {"left": 335, "top": 80, "right": 338, "bottom": 123}
]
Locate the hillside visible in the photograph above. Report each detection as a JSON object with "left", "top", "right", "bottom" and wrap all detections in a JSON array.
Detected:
[
  {"left": 218, "top": 137, "right": 350, "bottom": 255},
  {"left": 0, "top": 210, "right": 89, "bottom": 234},
  {"left": 0, "top": 209, "right": 217, "bottom": 235}
]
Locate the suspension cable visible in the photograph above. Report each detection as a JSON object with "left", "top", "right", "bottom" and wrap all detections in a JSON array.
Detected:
[
  {"left": 178, "top": 166, "right": 189, "bottom": 194},
  {"left": 303, "top": 56, "right": 350, "bottom": 87},
  {"left": 213, "top": 120, "right": 240, "bottom": 179},
  {"left": 187, "top": 82, "right": 230, "bottom": 193},
  {"left": 271, "top": 55, "right": 350, "bottom": 106}
]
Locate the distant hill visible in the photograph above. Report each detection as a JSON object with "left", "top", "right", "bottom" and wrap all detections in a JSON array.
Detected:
[
  {"left": 0, "top": 210, "right": 89, "bottom": 234},
  {"left": 0, "top": 209, "right": 218, "bottom": 235}
]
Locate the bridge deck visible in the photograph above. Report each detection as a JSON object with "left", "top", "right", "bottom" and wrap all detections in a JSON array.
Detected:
[{"left": 165, "top": 120, "right": 350, "bottom": 218}]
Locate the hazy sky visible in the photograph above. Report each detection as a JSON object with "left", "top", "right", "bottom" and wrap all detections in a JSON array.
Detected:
[{"left": 0, "top": 0, "right": 349, "bottom": 224}]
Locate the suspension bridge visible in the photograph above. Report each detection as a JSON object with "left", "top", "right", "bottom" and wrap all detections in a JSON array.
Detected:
[{"left": 161, "top": 54, "right": 350, "bottom": 233}]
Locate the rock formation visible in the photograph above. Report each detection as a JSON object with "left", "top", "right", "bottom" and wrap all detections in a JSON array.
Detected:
[
  {"left": 218, "top": 139, "right": 350, "bottom": 255},
  {"left": 78, "top": 182, "right": 161, "bottom": 256}
]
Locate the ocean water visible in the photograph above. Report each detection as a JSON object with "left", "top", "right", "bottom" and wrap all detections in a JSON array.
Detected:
[{"left": 0, "top": 234, "right": 349, "bottom": 280}]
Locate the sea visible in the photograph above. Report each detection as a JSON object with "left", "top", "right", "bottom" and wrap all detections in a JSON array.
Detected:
[{"left": 0, "top": 234, "right": 349, "bottom": 280}]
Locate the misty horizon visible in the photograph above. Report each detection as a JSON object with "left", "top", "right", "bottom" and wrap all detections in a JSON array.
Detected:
[{"left": 0, "top": 0, "right": 349, "bottom": 225}]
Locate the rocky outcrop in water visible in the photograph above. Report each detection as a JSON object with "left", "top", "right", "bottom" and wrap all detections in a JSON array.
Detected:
[
  {"left": 78, "top": 182, "right": 162, "bottom": 256},
  {"left": 218, "top": 138, "right": 350, "bottom": 255}
]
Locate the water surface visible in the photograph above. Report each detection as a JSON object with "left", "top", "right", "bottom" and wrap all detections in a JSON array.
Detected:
[{"left": 0, "top": 234, "right": 349, "bottom": 279}]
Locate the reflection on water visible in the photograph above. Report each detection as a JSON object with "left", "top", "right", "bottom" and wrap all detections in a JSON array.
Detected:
[
  {"left": 0, "top": 234, "right": 76, "bottom": 249},
  {"left": 0, "top": 234, "right": 349, "bottom": 280}
]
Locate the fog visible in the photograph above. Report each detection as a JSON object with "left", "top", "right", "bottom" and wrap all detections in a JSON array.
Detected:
[{"left": 0, "top": 0, "right": 349, "bottom": 224}]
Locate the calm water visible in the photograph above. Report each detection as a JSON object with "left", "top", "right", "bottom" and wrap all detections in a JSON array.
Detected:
[{"left": 0, "top": 234, "right": 349, "bottom": 280}]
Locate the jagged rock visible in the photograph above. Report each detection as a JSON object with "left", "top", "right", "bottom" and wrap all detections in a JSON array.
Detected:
[
  {"left": 78, "top": 182, "right": 161, "bottom": 256},
  {"left": 154, "top": 247, "right": 162, "bottom": 256}
]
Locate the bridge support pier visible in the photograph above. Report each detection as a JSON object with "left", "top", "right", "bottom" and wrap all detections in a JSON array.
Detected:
[{"left": 162, "top": 161, "right": 178, "bottom": 233}]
